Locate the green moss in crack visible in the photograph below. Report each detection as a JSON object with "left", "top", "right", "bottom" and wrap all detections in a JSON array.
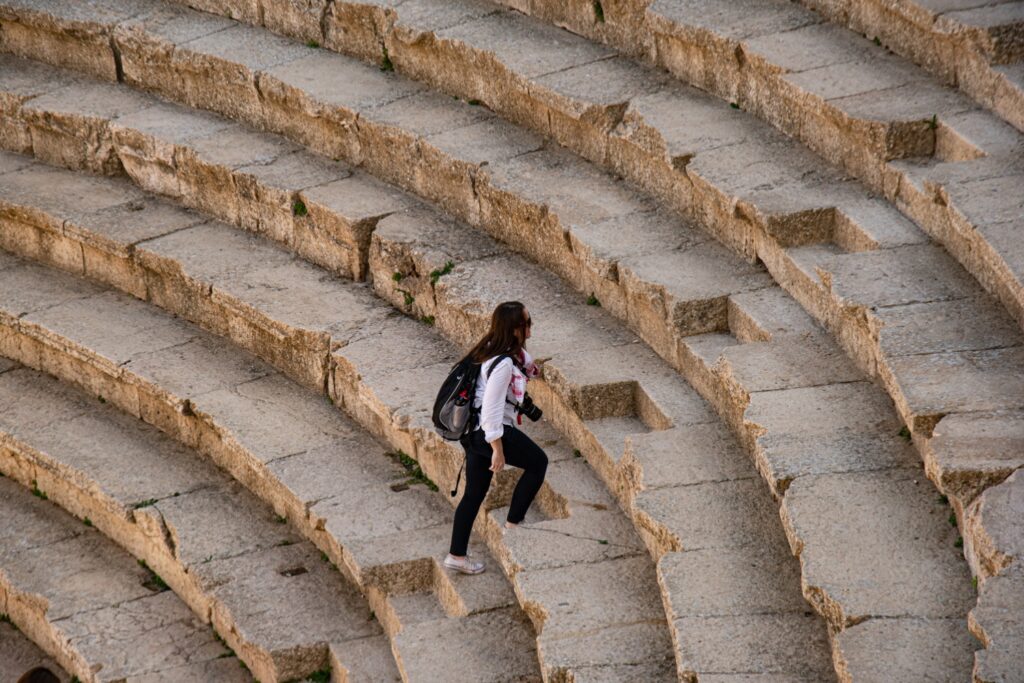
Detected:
[
  {"left": 292, "top": 199, "right": 308, "bottom": 217},
  {"left": 429, "top": 260, "right": 455, "bottom": 284},
  {"left": 380, "top": 45, "right": 395, "bottom": 72},
  {"left": 593, "top": 0, "right": 605, "bottom": 23}
]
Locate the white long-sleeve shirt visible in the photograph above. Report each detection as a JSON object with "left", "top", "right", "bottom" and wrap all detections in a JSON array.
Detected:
[{"left": 475, "top": 350, "right": 539, "bottom": 442}]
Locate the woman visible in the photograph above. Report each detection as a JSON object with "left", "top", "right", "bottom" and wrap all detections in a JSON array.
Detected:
[{"left": 444, "top": 301, "right": 549, "bottom": 574}]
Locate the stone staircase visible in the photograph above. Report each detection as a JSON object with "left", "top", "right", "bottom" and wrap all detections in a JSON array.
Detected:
[
  {"left": 0, "top": 248, "right": 538, "bottom": 682},
  {"left": 0, "top": 462, "right": 249, "bottom": 682},
  {"left": 0, "top": 53, "right": 964, "bottom": 681},
  {"left": 0, "top": 0, "right": 1019, "bottom": 679}
]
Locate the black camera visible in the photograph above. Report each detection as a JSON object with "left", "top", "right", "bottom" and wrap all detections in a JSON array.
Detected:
[{"left": 518, "top": 393, "right": 543, "bottom": 422}]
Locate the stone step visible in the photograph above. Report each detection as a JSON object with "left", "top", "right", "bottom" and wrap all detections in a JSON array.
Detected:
[
  {"left": 0, "top": 139, "right": 976, "bottom": 679},
  {"left": 0, "top": 619, "right": 69, "bottom": 683},
  {"left": 0, "top": 34, "right": 991, "bottom": 670},
  {"left": 113, "top": 0, "right": 1024, "bottom": 344},
  {"left": 0, "top": 474, "right": 250, "bottom": 682},
  {"left": 797, "top": 0, "right": 1024, "bottom": 131},
  {"left": 0, "top": 239, "right": 654, "bottom": 677},
  {"left": 0, "top": 363, "right": 405, "bottom": 683},
  {"left": 969, "top": 563, "right": 1024, "bottom": 683},
  {"left": 0, "top": 6, "right": 1018, "bottom": 541},
  {"left": 962, "top": 464, "right": 1023, "bottom": 681}
]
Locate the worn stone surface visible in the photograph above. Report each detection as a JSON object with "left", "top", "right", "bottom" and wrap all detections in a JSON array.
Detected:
[
  {"left": 0, "top": 621, "right": 69, "bottom": 683},
  {"left": 925, "top": 411, "right": 1024, "bottom": 513},
  {"left": 783, "top": 470, "right": 975, "bottom": 626},
  {"left": 745, "top": 381, "right": 920, "bottom": 492},
  {"left": 969, "top": 564, "right": 1024, "bottom": 683},
  {"left": 0, "top": 476, "right": 242, "bottom": 682},
  {"left": 833, "top": 617, "right": 977, "bottom": 683},
  {"left": 965, "top": 468, "right": 1024, "bottom": 579}
]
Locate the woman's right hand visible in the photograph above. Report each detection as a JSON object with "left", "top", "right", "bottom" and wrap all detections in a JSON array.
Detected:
[{"left": 490, "top": 441, "right": 506, "bottom": 472}]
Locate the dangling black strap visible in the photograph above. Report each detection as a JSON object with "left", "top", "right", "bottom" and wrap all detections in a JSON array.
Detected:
[{"left": 451, "top": 459, "right": 464, "bottom": 497}]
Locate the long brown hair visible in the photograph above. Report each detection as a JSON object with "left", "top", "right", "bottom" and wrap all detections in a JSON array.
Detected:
[{"left": 468, "top": 301, "right": 528, "bottom": 363}]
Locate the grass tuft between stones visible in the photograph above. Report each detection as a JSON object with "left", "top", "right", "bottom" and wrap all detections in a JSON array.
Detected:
[
  {"left": 30, "top": 480, "right": 47, "bottom": 500},
  {"left": 388, "top": 450, "right": 439, "bottom": 491},
  {"left": 586, "top": 294, "right": 601, "bottom": 307},
  {"left": 873, "top": 36, "right": 881, "bottom": 46},
  {"left": 380, "top": 45, "right": 395, "bottom": 72},
  {"left": 421, "top": 315, "right": 436, "bottom": 326},
  {"left": 593, "top": 0, "right": 605, "bottom": 23},
  {"left": 898, "top": 426, "right": 911, "bottom": 441},
  {"left": 306, "top": 668, "right": 331, "bottom": 683},
  {"left": 392, "top": 271, "right": 405, "bottom": 283},
  {"left": 306, "top": 39, "right": 320, "bottom": 48},
  {"left": 954, "top": 536, "right": 963, "bottom": 548},
  {"left": 292, "top": 198, "right": 308, "bottom": 217},
  {"left": 132, "top": 498, "right": 158, "bottom": 510},
  {"left": 137, "top": 559, "right": 169, "bottom": 592},
  {"left": 82, "top": 517, "right": 93, "bottom": 527}
]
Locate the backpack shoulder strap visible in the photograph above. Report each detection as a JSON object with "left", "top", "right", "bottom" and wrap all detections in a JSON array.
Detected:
[{"left": 484, "top": 353, "right": 512, "bottom": 379}]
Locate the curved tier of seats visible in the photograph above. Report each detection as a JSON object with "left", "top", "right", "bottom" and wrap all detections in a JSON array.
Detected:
[
  {"left": 0, "top": 52, "right": 983, "bottom": 671},
  {"left": 0, "top": 467, "right": 249, "bottom": 682},
  {"left": 0, "top": 361, "right": 411, "bottom": 682}
]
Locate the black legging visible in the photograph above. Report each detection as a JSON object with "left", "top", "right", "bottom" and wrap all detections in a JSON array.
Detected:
[{"left": 449, "top": 426, "right": 548, "bottom": 556}]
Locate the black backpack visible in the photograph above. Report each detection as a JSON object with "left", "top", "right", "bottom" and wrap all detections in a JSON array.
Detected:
[{"left": 432, "top": 354, "right": 510, "bottom": 441}]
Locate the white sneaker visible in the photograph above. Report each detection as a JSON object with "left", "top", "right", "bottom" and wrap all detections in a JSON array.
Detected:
[{"left": 443, "top": 554, "right": 485, "bottom": 575}]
